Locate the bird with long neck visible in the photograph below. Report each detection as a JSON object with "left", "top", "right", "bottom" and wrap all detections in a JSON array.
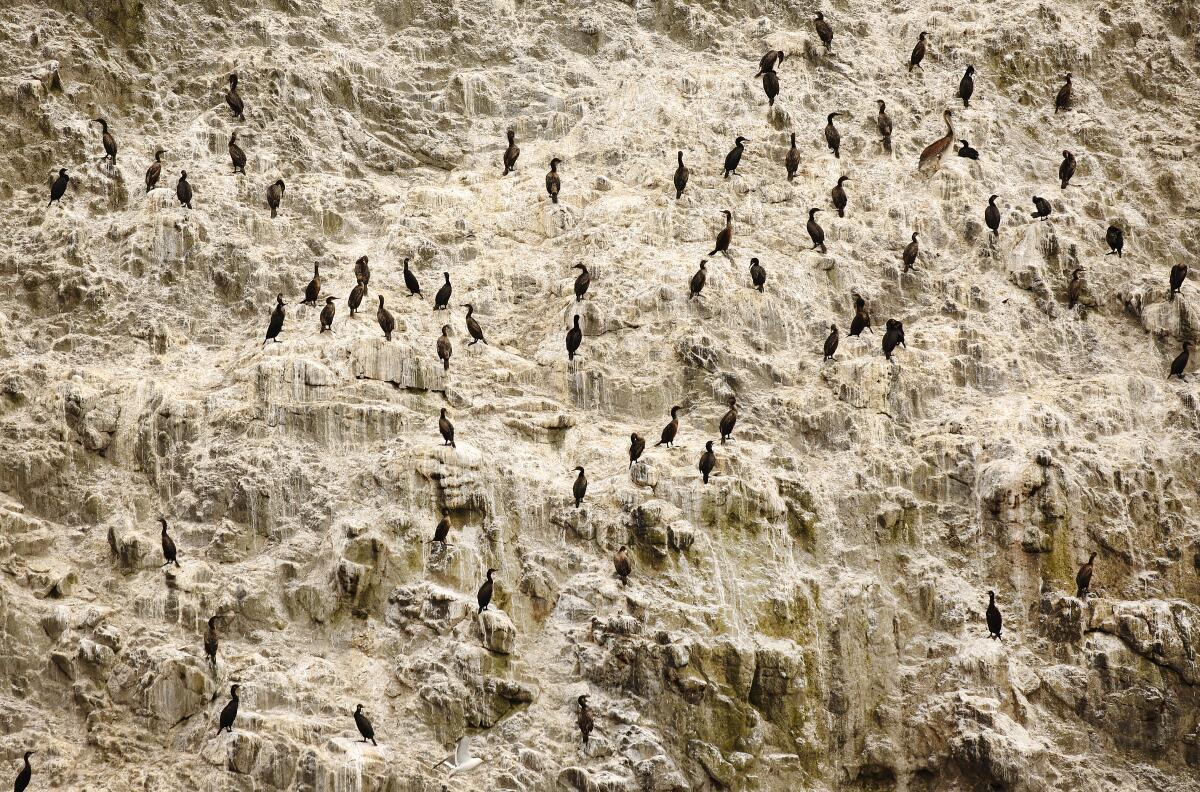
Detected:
[{"left": 918, "top": 110, "right": 954, "bottom": 171}]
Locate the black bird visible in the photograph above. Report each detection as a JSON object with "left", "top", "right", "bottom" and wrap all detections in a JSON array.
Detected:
[
  {"left": 348, "top": 278, "right": 366, "bottom": 315},
  {"left": 464, "top": 304, "right": 486, "bottom": 345},
  {"left": 403, "top": 258, "right": 422, "bottom": 297},
  {"left": 573, "top": 263, "right": 591, "bottom": 301},
  {"left": 749, "top": 258, "right": 766, "bottom": 292},
  {"left": 719, "top": 397, "right": 737, "bottom": 443},
  {"left": 814, "top": 13, "right": 833, "bottom": 51},
  {"left": 477, "top": 568, "right": 496, "bottom": 612},
  {"left": 319, "top": 296, "right": 337, "bottom": 333},
  {"left": 546, "top": 158, "right": 562, "bottom": 203},
  {"left": 217, "top": 684, "right": 240, "bottom": 734},
  {"left": 882, "top": 319, "right": 906, "bottom": 361},
  {"left": 303, "top": 263, "right": 321, "bottom": 306},
  {"left": 437, "top": 324, "right": 453, "bottom": 371},
  {"left": 614, "top": 546, "right": 631, "bottom": 584},
  {"left": 146, "top": 150, "right": 165, "bottom": 192},
  {"left": 723, "top": 136, "right": 748, "bottom": 177},
  {"left": 266, "top": 179, "right": 285, "bottom": 218},
  {"left": 958, "top": 65, "right": 975, "bottom": 107},
  {"left": 354, "top": 704, "right": 377, "bottom": 745},
  {"left": 355, "top": 255, "right": 371, "bottom": 289},
  {"left": 1055, "top": 73, "right": 1072, "bottom": 113},
  {"left": 761, "top": 67, "right": 780, "bottom": 107},
  {"left": 1031, "top": 196, "right": 1052, "bottom": 220},
  {"left": 160, "top": 518, "right": 180, "bottom": 568},
  {"left": 48, "top": 168, "right": 69, "bottom": 207},
  {"left": 785, "top": 132, "right": 800, "bottom": 180},
  {"left": 756, "top": 50, "right": 785, "bottom": 76},
  {"left": 673, "top": 151, "right": 689, "bottom": 199},
  {"left": 439, "top": 408, "right": 455, "bottom": 448},
  {"left": 985, "top": 195, "right": 1001, "bottom": 237},
  {"left": 226, "top": 73, "right": 244, "bottom": 119},
  {"left": 263, "top": 294, "right": 286, "bottom": 345},
  {"left": 909, "top": 32, "right": 928, "bottom": 72},
  {"left": 824, "top": 112, "right": 842, "bottom": 158},
  {"left": 823, "top": 324, "right": 839, "bottom": 360},
  {"left": 1105, "top": 225, "right": 1124, "bottom": 257},
  {"left": 434, "top": 272, "right": 452, "bottom": 310},
  {"left": 204, "top": 615, "right": 219, "bottom": 667},
  {"left": 876, "top": 100, "right": 893, "bottom": 153},
  {"left": 985, "top": 592, "right": 1002, "bottom": 640},
  {"left": 807, "top": 208, "right": 826, "bottom": 253},
  {"left": 902, "top": 233, "right": 919, "bottom": 272},
  {"left": 710, "top": 211, "right": 733, "bottom": 257},
  {"left": 1169, "top": 341, "right": 1192, "bottom": 380},
  {"left": 228, "top": 131, "right": 246, "bottom": 174},
  {"left": 849, "top": 295, "right": 872, "bottom": 337},
  {"left": 831, "top": 176, "right": 851, "bottom": 217},
  {"left": 572, "top": 466, "right": 587, "bottom": 508},
  {"left": 628, "top": 433, "right": 645, "bottom": 468},
  {"left": 1076, "top": 552, "right": 1096, "bottom": 599},
  {"left": 1170, "top": 263, "right": 1188, "bottom": 300},
  {"left": 956, "top": 140, "right": 979, "bottom": 160},
  {"left": 431, "top": 511, "right": 452, "bottom": 546},
  {"left": 698, "top": 441, "right": 716, "bottom": 484},
  {"left": 1067, "top": 268, "right": 1084, "bottom": 309},
  {"left": 566, "top": 315, "right": 583, "bottom": 361},
  {"left": 656, "top": 406, "right": 681, "bottom": 447},
  {"left": 12, "top": 751, "right": 32, "bottom": 792},
  {"left": 377, "top": 295, "right": 395, "bottom": 341},
  {"left": 177, "top": 171, "right": 193, "bottom": 209},
  {"left": 689, "top": 260, "right": 707, "bottom": 300},
  {"left": 93, "top": 117, "right": 117, "bottom": 166},
  {"left": 1059, "top": 150, "right": 1076, "bottom": 188},
  {"left": 577, "top": 695, "right": 594, "bottom": 745},
  {"left": 502, "top": 128, "right": 520, "bottom": 175}
]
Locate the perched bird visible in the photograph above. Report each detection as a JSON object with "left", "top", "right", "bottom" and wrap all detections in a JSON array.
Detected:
[
  {"left": 434, "top": 272, "right": 452, "bottom": 310},
  {"left": 628, "top": 433, "right": 645, "bottom": 468},
  {"left": 698, "top": 441, "right": 716, "bottom": 484},
  {"left": 431, "top": 511, "right": 452, "bottom": 546},
  {"left": 849, "top": 295, "right": 872, "bottom": 336},
  {"left": 226, "top": 73, "right": 244, "bottom": 119},
  {"left": 985, "top": 592, "right": 1002, "bottom": 640},
  {"left": 831, "top": 176, "right": 851, "bottom": 217},
  {"left": 985, "top": 195, "right": 1001, "bottom": 237},
  {"left": 354, "top": 704, "right": 377, "bottom": 746},
  {"left": 574, "top": 263, "right": 591, "bottom": 301},
  {"left": 377, "top": 295, "right": 395, "bottom": 341},
  {"left": 902, "top": 233, "right": 919, "bottom": 272},
  {"left": 882, "top": 319, "right": 906, "bottom": 361},
  {"left": 463, "top": 304, "right": 486, "bottom": 345},
  {"left": 217, "top": 685, "right": 240, "bottom": 734},
  {"left": 1054, "top": 73, "right": 1072, "bottom": 113},
  {"left": 48, "top": 168, "right": 69, "bottom": 207},
  {"left": 614, "top": 546, "right": 631, "bottom": 584},
  {"left": 439, "top": 407, "right": 455, "bottom": 448},
  {"left": 756, "top": 50, "right": 785, "bottom": 76},
  {"left": 823, "top": 324, "right": 839, "bottom": 360},
  {"left": 176, "top": 171, "right": 193, "bottom": 209},
  {"left": 673, "top": 151, "right": 689, "bottom": 199},
  {"left": 1170, "top": 263, "right": 1188, "bottom": 300},
  {"left": 303, "top": 263, "right": 321, "bottom": 306},
  {"left": 437, "top": 325, "right": 453, "bottom": 371},
  {"left": 566, "top": 315, "right": 583, "bottom": 361},
  {"left": 785, "top": 132, "right": 800, "bottom": 180},
  {"left": 348, "top": 278, "right": 366, "bottom": 315},
  {"left": 319, "top": 296, "right": 337, "bottom": 333},
  {"left": 145, "top": 150, "right": 165, "bottom": 192},
  {"left": 689, "top": 260, "right": 707, "bottom": 300},
  {"left": 1105, "top": 225, "right": 1124, "bottom": 257},
  {"left": 723, "top": 136, "right": 748, "bottom": 177},
  {"left": 1031, "top": 195, "right": 1052, "bottom": 220},
  {"left": 956, "top": 139, "right": 979, "bottom": 160},
  {"left": 1059, "top": 150, "right": 1076, "bottom": 188},
  {"left": 918, "top": 110, "right": 954, "bottom": 171},
  {"left": 749, "top": 258, "right": 766, "bottom": 292},
  {"left": 1169, "top": 341, "right": 1192, "bottom": 380},
  {"left": 12, "top": 751, "right": 32, "bottom": 792},
  {"left": 403, "top": 258, "right": 422, "bottom": 297},
  {"left": 502, "top": 128, "right": 520, "bottom": 175},
  {"left": 656, "top": 406, "right": 681, "bottom": 447},
  {"left": 1067, "top": 268, "right": 1084, "bottom": 309},
  {"left": 266, "top": 179, "right": 285, "bottom": 218},
  {"left": 263, "top": 295, "right": 286, "bottom": 345},
  {"left": 710, "top": 210, "right": 733, "bottom": 257},
  {"left": 228, "top": 131, "right": 246, "bottom": 174},
  {"left": 355, "top": 255, "right": 371, "bottom": 288},
  {"left": 909, "top": 32, "right": 928, "bottom": 72},
  {"left": 160, "top": 518, "right": 180, "bottom": 568},
  {"left": 477, "top": 569, "right": 496, "bottom": 612},
  {"left": 824, "top": 112, "right": 842, "bottom": 158},
  {"left": 203, "top": 615, "right": 219, "bottom": 667},
  {"left": 807, "top": 208, "right": 826, "bottom": 253},
  {"left": 93, "top": 117, "right": 117, "bottom": 166},
  {"left": 719, "top": 397, "right": 737, "bottom": 443},
  {"left": 432, "top": 735, "right": 483, "bottom": 775},
  {"left": 876, "top": 100, "right": 893, "bottom": 153},
  {"left": 814, "top": 13, "right": 833, "bottom": 51},
  {"left": 572, "top": 466, "right": 587, "bottom": 508},
  {"left": 958, "top": 65, "right": 975, "bottom": 107},
  {"left": 761, "top": 67, "right": 780, "bottom": 107},
  {"left": 577, "top": 695, "right": 594, "bottom": 745},
  {"left": 1076, "top": 552, "right": 1097, "bottom": 599},
  {"left": 546, "top": 158, "right": 562, "bottom": 203}
]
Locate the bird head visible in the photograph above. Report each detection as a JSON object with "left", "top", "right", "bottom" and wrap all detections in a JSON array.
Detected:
[
  {"left": 573, "top": 263, "right": 586, "bottom": 270},
  {"left": 876, "top": 99, "right": 886, "bottom": 109},
  {"left": 356, "top": 704, "right": 364, "bottom": 713},
  {"left": 155, "top": 149, "right": 165, "bottom": 160},
  {"left": 578, "top": 694, "right": 590, "bottom": 706},
  {"left": 670, "top": 405, "right": 681, "bottom": 417},
  {"left": 59, "top": 168, "right": 67, "bottom": 175},
  {"left": 550, "top": 157, "right": 562, "bottom": 167},
  {"left": 705, "top": 440, "right": 714, "bottom": 450},
  {"left": 574, "top": 466, "right": 585, "bottom": 473},
  {"left": 618, "top": 545, "right": 627, "bottom": 553},
  {"left": 829, "top": 323, "right": 838, "bottom": 332},
  {"left": 441, "top": 324, "right": 451, "bottom": 334},
  {"left": 180, "top": 170, "right": 188, "bottom": 178},
  {"left": 988, "top": 194, "right": 998, "bottom": 203},
  {"left": 443, "top": 272, "right": 450, "bottom": 280},
  {"left": 749, "top": 258, "right": 758, "bottom": 267},
  {"left": 919, "top": 31, "right": 929, "bottom": 39},
  {"left": 734, "top": 136, "right": 748, "bottom": 145},
  {"left": 231, "top": 684, "right": 240, "bottom": 696},
  {"left": 965, "top": 65, "right": 975, "bottom": 75}
]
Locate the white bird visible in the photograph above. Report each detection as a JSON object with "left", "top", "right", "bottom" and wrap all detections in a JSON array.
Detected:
[{"left": 432, "top": 735, "right": 483, "bottom": 776}]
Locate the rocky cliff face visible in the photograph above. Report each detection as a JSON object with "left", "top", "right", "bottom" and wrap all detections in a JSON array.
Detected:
[{"left": 1, "top": 0, "right": 1199, "bottom": 790}]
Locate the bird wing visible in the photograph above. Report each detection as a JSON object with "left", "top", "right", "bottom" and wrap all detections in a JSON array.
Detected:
[{"left": 456, "top": 735, "right": 472, "bottom": 765}]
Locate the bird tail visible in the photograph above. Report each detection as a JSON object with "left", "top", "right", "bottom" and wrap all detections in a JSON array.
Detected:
[
  {"left": 676, "top": 189, "right": 682, "bottom": 199},
  {"left": 883, "top": 136, "right": 892, "bottom": 152},
  {"left": 838, "top": 209, "right": 844, "bottom": 218},
  {"left": 703, "top": 472, "right": 709, "bottom": 484},
  {"left": 443, "top": 359, "right": 449, "bottom": 371},
  {"left": 271, "top": 206, "right": 277, "bottom": 218},
  {"left": 551, "top": 195, "right": 558, "bottom": 204}
]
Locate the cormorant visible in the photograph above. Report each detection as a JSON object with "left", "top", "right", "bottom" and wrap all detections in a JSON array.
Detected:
[
  {"left": 814, "top": 13, "right": 833, "bottom": 51},
  {"left": 985, "top": 591, "right": 1002, "bottom": 639},
  {"left": 160, "top": 518, "right": 180, "bottom": 568},
  {"left": 355, "top": 255, "right": 370, "bottom": 288},
  {"left": 849, "top": 295, "right": 872, "bottom": 336},
  {"left": 502, "top": 128, "right": 520, "bottom": 175},
  {"left": 1105, "top": 225, "right": 1124, "bottom": 257},
  {"left": 404, "top": 258, "right": 422, "bottom": 297},
  {"left": 656, "top": 406, "right": 681, "bottom": 447},
  {"left": 614, "top": 546, "right": 631, "bottom": 584},
  {"left": 217, "top": 685, "right": 240, "bottom": 734},
  {"left": 319, "top": 296, "right": 337, "bottom": 333},
  {"left": 673, "top": 151, "right": 689, "bottom": 199},
  {"left": 689, "top": 260, "right": 707, "bottom": 300},
  {"left": 1076, "top": 552, "right": 1096, "bottom": 599},
  {"left": 146, "top": 150, "right": 164, "bottom": 192},
  {"left": 882, "top": 318, "right": 906, "bottom": 361},
  {"left": 628, "top": 433, "right": 645, "bottom": 468},
  {"left": 546, "top": 158, "right": 561, "bottom": 203},
  {"left": 348, "top": 278, "right": 366, "bottom": 315},
  {"left": 749, "top": 257, "right": 766, "bottom": 292},
  {"left": 902, "top": 233, "right": 919, "bottom": 272},
  {"left": 1059, "top": 150, "right": 1076, "bottom": 188},
  {"left": 303, "top": 263, "right": 321, "bottom": 306},
  {"left": 93, "top": 118, "right": 117, "bottom": 166},
  {"left": 876, "top": 100, "right": 893, "bottom": 153},
  {"left": 710, "top": 211, "right": 733, "bottom": 257},
  {"left": 566, "top": 315, "right": 582, "bottom": 360},
  {"left": 761, "top": 67, "right": 780, "bottom": 107},
  {"left": 13, "top": 751, "right": 32, "bottom": 792},
  {"left": 226, "top": 73, "right": 244, "bottom": 119},
  {"left": 1031, "top": 195, "right": 1052, "bottom": 220},
  {"left": 228, "top": 131, "right": 246, "bottom": 174},
  {"left": 431, "top": 511, "right": 452, "bottom": 546},
  {"left": 958, "top": 65, "right": 975, "bottom": 107},
  {"left": 464, "top": 304, "right": 486, "bottom": 345},
  {"left": 823, "top": 324, "right": 839, "bottom": 360},
  {"left": 204, "top": 615, "right": 219, "bottom": 667},
  {"left": 49, "top": 168, "right": 69, "bottom": 207},
  {"left": 1169, "top": 341, "right": 1192, "bottom": 380},
  {"left": 1054, "top": 73, "right": 1072, "bottom": 113},
  {"left": 354, "top": 704, "right": 377, "bottom": 746},
  {"left": 577, "top": 695, "right": 594, "bottom": 745},
  {"left": 698, "top": 441, "right": 716, "bottom": 484},
  {"left": 266, "top": 179, "right": 285, "bottom": 218},
  {"left": 719, "top": 397, "right": 737, "bottom": 443},
  {"left": 263, "top": 295, "right": 286, "bottom": 345},
  {"left": 477, "top": 568, "right": 496, "bottom": 612},
  {"left": 439, "top": 408, "right": 455, "bottom": 448},
  {"left": 785, "top": 132, "right": 800, "bottom": 180},
  {"left": 434, "top": 272, "right": 452, "bottom": 310},
  {"left": 985, "top": 195, "right": 1001, "bottom": 237},
  {"left": 1170, "top": 263, "right": 1188, "bottom": 300},
  {"left": 807, "top": 208, "right": 826, "bottom": 253},
  {"left": 909, "top": 32, "right": 928, "bottom": 72},
  {"left": 724, "top": 136, "right": 748, "bottom": 177},
  {"left": 918, "top": 110, "right": 954, "bottom": 171},
  {"left": 573, "top": 263, "right": 591, "bottom": 301},
  {"left": 377, "top": 295, "right": 395, "bottom": 341},
  {"left": 824, "top": 113, "right": 842, "bottom": 158},
  {"left": 572, "top": 466, "right": 587, "bottom": 508},
  {"left": 956, "top": 140, "right": 978, "bottom": 160},
  {"left": 756, "top": 50, "right": 785, "bottom": 76},
  {"left": 831, "top": 176, "right": 851, "bottom": 217},
  {"left": 437, "top": 325, "right": 453, "bottom": 371},
  {"left": 1067, "top": 268, "right": 1084, "bottom": 309},
  {"left": 177, "top": 171, "right": 193, "bottom": 209}
]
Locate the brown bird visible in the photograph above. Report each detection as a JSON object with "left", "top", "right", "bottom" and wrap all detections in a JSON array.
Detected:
[
  {"left": 785, "top": 132, "right": 800, "bottom": 180},
  {"left": 1169, "top": 340, "right": 1192, "bottom": 380},
  {"left": 377, "top": 295, "right": 395, "bottom": 341},
  {"left": 266, "top": 179, "right": 285, "bottom": 218},
  {"left": 437, "top": 325, "right": 453, "bottom": 371},
  {"left": 1054, "top": 73, "right": 1072, "bottom": 113},
  {"left": 1059, "top": 150, "right": 1076, "bottom": 188},
  {"left": 302, "top": 263, "right": 321, "bottom": 306},
  {"left": 226, "top": 73, "right": 244, "bottom": 119},
  {"left": 203, "top": 615, "right": 219, "bottom": 667},
  {"left": 689, "top": 260, "right": 707, "bottom": 300},
  {"left": 577, "top": 695, "right": 594, "bottom": 744},
  {"left": 176, "top": 171, "right": 193, "bottom": 209},
  {"left": 710, "top": 211, "right": 733, "bottom": 258},
  {"left": 439, "top": 407, "right": 455, "bottom": 448},
  {"left": 876, "top": 100, "right": 893, "bottom": 152},
  {"left": 160, "top": 518, "right": 180, "bottom": 568},
  {"left": 348, "top": 278, "right": 366, "bottom": 315},
  {"left": 656, "top": 406, "right": 681, "bottom": 447},
  {"left": 814, "top": 13, "right": 833, "bottom": 51},
  {"left": 355, "top": 255, "right": 371, "bottom": 289},
  {"left": 1067, "top": 268, "right": 1084, "bottom": 309},
  {"left": 403, "top": 258, "right": 421, "bottom": 297},
  {"left": 1031, "top": 195, "right": 1052, "bottom": 220},
  {"left": 824, "top": 112, "right": 843, "bottom": 158},
  {"left": 823, "top": 324, "right": 839, "bottom": 360},
  {"left": 831, "top": 176, "right": 851, "bottom": 217},
  {"left": 756, "top": 50, "right": 785, "bottom": 76},
  {"left": 902, "top": 232, "right": 919, "bottom": 272},
  {"left": 1170, "top": 263, "right": 1188, "bottom": 300},
  {"left": 614, "top": 546, "right": 631, "bottom": 584},
  {"left": 749, "top": 258, "right": 766, "bottom": 292},
  {"left": 807, "top": 208, "right": 826, "bottom": 253},
  {"left": 1075, "top": 552, "right": 1096, "bottom": 599},
  {"left": 48, "top": 167, "right": 68, "bottom": 207},
  {"left": 431, "top": 510, "right": 452, "bottom": 546},
  {"left": 502, "top": 128, "right": 520, "bottom": 175},
  {"left": 93, "top": 118, "right": 117, "bottom": 166},
  {"left": 849, "top": 294, "right": 872, "bottom": 336},
  {"left": 761, "top": 67, "right": 780, "bottom": 107},
  {"left": 1105, "top": 225, "right": 1124, "bottom": 257},
  {"left": 463, "top": 304, "right": 486, "bottom": 345},
  {"left": 572, "top": 466, "right": 587, "bottom": 508},
  {"left": 698, "top": 441, "right": 716, "bottom": 484},
  {"left": 145, "top": 149, "right": 165, "bottom": 192},
  {"left": 986, "top": 591, "right": 1002, "bottom": 639},
  {"left": 566, "top": 315, "right": 583, "bottom": 360},
  {"left": 724, "top": 136, "right": 748, "bottom": 177},
  {"left": 719, "top": 397, "right": 737, "bottom": 443},
  {"left": 985, "top": 195, "right": 1001, "bottom": 237},
  {"left": 673, "top": 151, "right": 689, "bottom": 199},
  {"left": 918, "top": 109, "right": 954, "bottom": 171},
  {"left": 628, "top": 433, "right": 645, "bottom": 468},
  {"left": 546, "top": 158, "right": 562, "bottom": 203},
  {"left": 228, "top": 131, "right": 246, "bottom": 174},
  {"left": 573, "top": 263, "right": 591, "bottom": 301},
  {"left": 319, "top": 296, "right": 337, "bottom": 333},
  {"left": 958, "top": 65, "right": 975, "bottom": 107},
  {"left": 909, "top": 32, "right": 928, "bottom": 72}
]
